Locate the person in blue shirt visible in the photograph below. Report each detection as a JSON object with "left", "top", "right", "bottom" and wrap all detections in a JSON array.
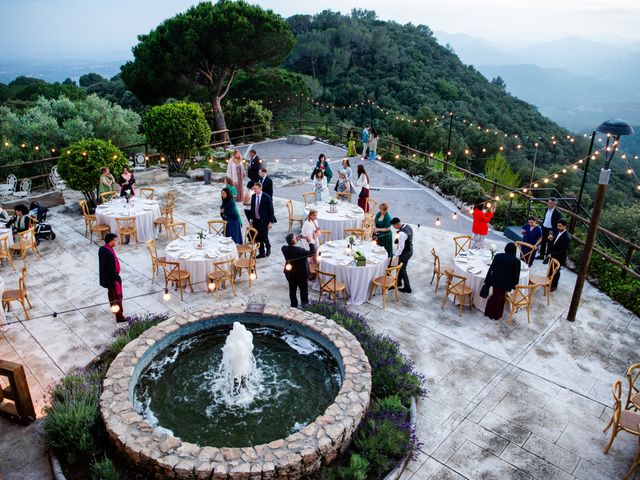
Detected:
[{"left": 521, "top": 216, "right": 543, "bottom": 266}]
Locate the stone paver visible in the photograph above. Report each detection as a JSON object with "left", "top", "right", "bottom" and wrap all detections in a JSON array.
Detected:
[{"left": 0, "top": 138, "right": 638, "bottom": 480}]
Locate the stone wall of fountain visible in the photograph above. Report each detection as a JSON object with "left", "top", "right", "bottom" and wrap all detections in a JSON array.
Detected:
[{"left": 100, "top": 304, "right": 372, "bottom": 480}]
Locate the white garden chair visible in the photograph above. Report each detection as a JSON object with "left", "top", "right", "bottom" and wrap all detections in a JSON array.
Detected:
[
  {"left": 49, "top": 165, "right": 66, "bottom": 190},
  {"left": 133, "top": 153, "right": 146, "bottom": 171},
  {"left": 12, "top": 178, "right": 31, "bottom": 198},
  {"left": 0, "top": 174, "right": 17, "bottom": 197}
]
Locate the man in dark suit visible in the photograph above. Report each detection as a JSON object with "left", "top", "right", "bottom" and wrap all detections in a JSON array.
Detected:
[
  {"left": 546, "top": 219, "right": 570, "bottom": 291},
  {"left": 258, "top": 167, "right": 273, "bottom": 199},
  {"left": 249, "top": 182, "right": 276, "bottom": 258},
  {"left": 483, "top": 242, "right": 521, "bottom": 320},
  {"left": 281, "top": 233, "right": 316, "bottom": 308},
  {"left": 538, "top": 197, "right": 562, "bottom": 259},
  {"left": 247, "top": 149, "right": 262, "bottom": 182},
  {"left": 98, "top": 233, "right": 127, "bottom": 323}
]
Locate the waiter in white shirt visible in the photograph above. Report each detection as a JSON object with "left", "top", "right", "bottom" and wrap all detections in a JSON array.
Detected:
[
  {"left": 538, "top": 197, "right": 562, "bottom": 260},
  {"left": 391, "top": 217, "right": 413, "bottom": 293}
]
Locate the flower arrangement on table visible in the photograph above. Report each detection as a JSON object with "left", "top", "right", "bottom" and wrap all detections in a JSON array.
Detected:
[
  {"left": 489, "top": 242, "right": 497, "bottom": 259},
  {"left": 347, "top": 235, "right": 356, "bottom": 247},
  {"left": 124, "top": 189, "right": 131, "bottom": 204},
  {"left": 327, "top": 196, "right": 338, "bottom": 212},
  {"left": 353, "top": 250, "right": 366, "bottom": 267},
  {"left": 196, "top": 229, "right": 206, "bottom": 248}
]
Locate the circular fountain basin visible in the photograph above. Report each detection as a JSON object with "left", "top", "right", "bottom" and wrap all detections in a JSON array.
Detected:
[{"left": 100, "top": 305, "right": 372, "bottom": 480}]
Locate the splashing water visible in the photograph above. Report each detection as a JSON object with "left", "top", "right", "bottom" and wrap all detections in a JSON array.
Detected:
[{"left": 211, "top": 322, "right": 262, "bottom": 406}]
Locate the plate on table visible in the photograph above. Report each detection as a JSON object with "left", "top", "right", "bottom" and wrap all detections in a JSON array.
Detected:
[
  {"left": 457, "top": 257, "right": 468, "bottom": 263},
  {"left": 220, "top": 237, "right": 234, "bottom": 244},
  {"left": 166, "top": 245, "right": 181, "bottom": 251},
  {"left": 467, "top": 266, "right": 483, "bottom": 275},
  {"left": 219, "top": 247, "right": 234, "bottom": 252},
  {"left": 179, "top": 252, "right": 193, "bottom": 260},
  {"left": 205, "top": 251, "right": 219, "bottom": 259},
  {"left": 320, "top": 252, "right": 333, "bottom": 258}
]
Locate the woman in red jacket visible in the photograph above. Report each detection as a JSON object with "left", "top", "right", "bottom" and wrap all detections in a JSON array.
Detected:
[{"left": 471, "top": 201, "right": 495, "bottom": 250}]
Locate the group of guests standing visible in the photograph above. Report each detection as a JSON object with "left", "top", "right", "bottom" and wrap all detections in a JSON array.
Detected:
[
  {"left": 311, "top": 155, "right": 371, "bottom": 211},
  {"left": 99, "top": 166, "right": 136, "bottom": 200}
]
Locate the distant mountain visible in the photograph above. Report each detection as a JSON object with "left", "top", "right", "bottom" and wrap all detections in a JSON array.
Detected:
[
  {"left": 434, "top": 31, "right": 509, "bottom": 66},
  {"left": 0, "top": 58, "right": 126, "bottom": 84}
]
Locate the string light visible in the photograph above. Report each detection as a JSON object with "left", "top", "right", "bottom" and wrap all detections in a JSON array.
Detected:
[
  {"left": 285, "top": 263, "right": 292, "bottom": 271},
  {"left": 452, "top": 212, "right": 458, "bottom": 220},
  {"left": 435, "top": 218, "right": 441, "bottom": 226},
  {"left": 162, "top": 289, "right": 170, "bottom": 301},
  {"left": 249, "top": 272, "right": 257, "bottom": 281},
  {"left": 111, "top": 304, "right": 120, "bottom": 313},
  {"left": 509, "top": 192, "right": 515, "bottom": 198}
]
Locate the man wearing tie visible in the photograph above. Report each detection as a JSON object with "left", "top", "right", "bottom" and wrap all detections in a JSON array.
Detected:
[
  {"left": 258, "top": 167, "right": 273, "bottom": 199},
  {"left": 546, "top": 219, "right": 570, "bottom": 291},
  {"left": 249, "top": 182, "right": 276, "bottom": 258},
  {"left": 247, "top": 149, "right": 262, "bottom": 182},
  {"left": 281, "top": 233, "right": 316, "bottom": 308},
  {"left": 538, "top": 197, "right": 562, "bottom": 260}
]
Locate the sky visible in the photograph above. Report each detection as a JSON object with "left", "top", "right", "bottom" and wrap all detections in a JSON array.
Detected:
[{"left": 0, "top": 0, "right": 639, "bottom": 59}]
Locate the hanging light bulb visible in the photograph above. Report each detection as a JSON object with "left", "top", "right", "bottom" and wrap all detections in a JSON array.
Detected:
[
  {"left": 494, "top": 195, "right": 500, "bottom": 201},
  {"left": 111, "top": 304, "right": 120, "bottom": 313},
  {"left": 627, "top": 168, "right": 634, "bottom": 175},
  {"left": 162, "top": 289, "right": 171, "bottom": 301},
  {"left": 578, "top": 159, "right": 583, "bottom": 164},
  {"left": 452, "top": 212, "right": 458, "bottom": 220},
  {"left": 208, "top": 281, "right": 216, "bottom": 291},
  {"left": 3, "top": 141, "right": 8, "bottom": 147},
  {"left": 553, "top": 174, "right": 559, "bottom": 179},
  {"left": 522, "top": 188, "right": 528, "bottom": 193},
  {"left": 395, "top": 154, "right": 400, "bottom": 159},
  {"left": 435, "top": 218, "right": 441, "bottom": 226},
  {"left": 562, "top": 169, "right": 567, "bottom": 173},
  {"left": 285, "top": 263, "right": 292, "bottom": 271},
  {"left": 543, "top": 178, "right": 549, "bottom": 183},
  {"left": 249, "top": 272, "right": 257, "bottom": 281},
  {"left": 486, "top": 202, "right": 492, "bottom": 208},
  {"left": 509, "top": 192, "right": 515, "bottom": 198},
  {"left": 572, "top": 165, "right": 578, "bottom": 169},
  {"left": 533, "top": 183, "right": 539, "bottom": 188}
]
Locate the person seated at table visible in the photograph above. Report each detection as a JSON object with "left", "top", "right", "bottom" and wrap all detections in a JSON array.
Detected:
[
  {"left": 374, "top": 202, "right": 393, "bottom": 257},
  {"left": 6, "top": 204, "right": 30, "bottom": 235},
  {"left": 0, "top": 207, "right": 11, "bottom": 223},
  {"left": 520, "top": 216, "right": 542, "bottom": 266},
  {"left": 220, "top": 187, "right": 243, "bottom": 244},
  {"left": 482, "top": 242, "right": 521, "bottom": 321},
  {"left": 313, "top": 169, "right": 329, "bottom": 202},
  {"left": 119, "top": 166, "right": 136, "bottom": 197},
  {"left": 335, "top": 172, "right": 354, "bottom": 196},
  {"left": 99, "top": 166, "right": 117, "bottom": 200}
]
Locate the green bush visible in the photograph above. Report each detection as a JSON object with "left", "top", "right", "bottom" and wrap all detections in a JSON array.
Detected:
[
  {"left": 423, "top": 170, "right": 445, "bottom": 185},
  {"left": 327, "top": 454, "right": 369, "bottom": 480},
  {"left": 223, "top": 100, "right": 273, "bottom": 141},
  {"left": 453, "top": 179, "right": 485, "bottom": 204},
  {"left": 144, "top": 102, "right": 211, "bottom": 172},
  {"left": 371, "top": 395, "right": 408, "bottom": 416},
  {"left": 44, "top": 396, "right": 100, "bottom": 464},
  {"left": 437, "top": 176, "right": 465, "bottom": 196},
  {"left": 491, "top": 200, "right": 532, "bottom": 231},
  {"left": 353, "top": 415, "right": 413, "bottom": 476},
  {"left": 56, "top": 138, "right": 129, "bottom": 207},
  {"left": 90, "top": 457, "right": 121, "bottom": 480}
]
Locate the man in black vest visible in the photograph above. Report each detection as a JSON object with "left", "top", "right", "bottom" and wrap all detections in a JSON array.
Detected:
[
  {"left": 538, "top": 197, "right": 562, "bottom": 260},
  {"left": 247, "top": 149, "right": 262, "bottom": 182},
  {"left": 258, "top": 167, "right": 273, "bottom": 199},
  {"left": 281, "top": 233, "right": 317, "bottom": 308},
  {"left": 249, "top": 182, "right": 276, "bottom": 258},
  {"left": 98, "top": 233, "right": 127, "bottom": 323},
  {"left": 391, "top": 217, "right": 413, "bottom": 293},
  {"left": 546, "top": 219, "right": 571, "bottom": 291}
]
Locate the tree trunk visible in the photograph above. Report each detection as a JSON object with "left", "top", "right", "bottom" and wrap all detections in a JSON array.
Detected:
[{"left": 211, "top": 95, "right": 229, "bottom": 143}]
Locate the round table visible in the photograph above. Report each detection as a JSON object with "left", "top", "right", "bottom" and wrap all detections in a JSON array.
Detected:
[
  {"left": 453, "top": 250, "right": 530, "bottom": 311},
  {"left": 0, "top": 227, "right": 14, "bottom": 248},
  {"left": 315, "top": 239, "right": 388, "bottom": 305},
  {"left": 95, "top": 198, "right": 161, "bottom": 242},
  {"left": 164, "top": 234, "right": 239, "bottom": 292},
  {"left": 308, "top": 202, "right": 364, "bottom": 241}
]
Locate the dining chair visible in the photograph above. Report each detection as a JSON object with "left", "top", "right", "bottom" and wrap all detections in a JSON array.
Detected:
[
  {"left": 12, "top": 178, "right": 31, "bottom": 198},
  {"left": 99, "top": 191, "right": 117, "bottom": 203},
  {"left": 362, "top": 216, "right": 375, "bottom": 241},
  {"left": 515, "top": 240, "right": 536, "bottom": 266},
  {"left": 80, "top": 200, "right": 110, "bottom": 243},
  {"left": 505, "top": 284, "right": 538, "bottom": 325},
  {"left": 139, "top": 187, "right": 155, "bottom": 200},
  {"left": 625, "top": 363, "right": 640, "bottom": 411},
  {"left": 146, "top": 239, "right": 165, "bottom": 285},
  {"left": 453, "top": 235, "right": 472, "bottom": 256},
  {"left": 430, "top": 248, "right": 453, "bottom": 293},
  {"left": 369, "top": 263, "right": 403, "bottom": 308},
  {"left": 154, "top": 205, "right": 174, "bottom": 238},
  {"left": 2, "top": 267, "right": 32, "bottom": 320},
  {"left": 344, "top": 228, "right": 365, "bottom": 241},
  {"left": 286, "top": 200, "right": 304, "bottom": 232},
  {"left": 0, "top": 234, "right": 16, "bottom": 271},
  {"left": 10, "top": 228, "right": 41, "bottom": 262},
  {"left": 317, "top": 269, "right": 347, "bottom": 304},
  {"left": 166, "top": 221, "right": 187, "bottom": 241},
  {"left": 207, "top": 220, "right": 227, "bottom": 236},
  {"left": 441, "top": 271, "right": 473, "bottom": 317},
  {"left": 157, "top": 259, "right": 193, "bottom": 301},
  {"left": 208, "top": 259, "right": 236, "bottom": 302},
  {"left": 529, "top": 258, "right": 561, "bottom": 305},
  {"left": 236, "top": 226, "right": 258, "bottom": 257},
  {"left": 336, "top": 192, "right": 352, "bottom": 203},
  {"left": 302, "top": 192, "right": 317, "bottom": 206},
  {"left": 233, "top": 242, "right": 259, "bottom": 287},
  {"left": 163, "top": 192, "right": 175, "bottom": 212},
  {"left": 115, "top": 217, "right": 138, "bottom": 244},
  {"left": 603, "top": 380, "right": 640, "bottom": 459},
  {"left": 365, "top": 197, "right": 377, "bottom": 213},
  {"left": 318, "top": 229, "right": 332, "bottom": 246}
]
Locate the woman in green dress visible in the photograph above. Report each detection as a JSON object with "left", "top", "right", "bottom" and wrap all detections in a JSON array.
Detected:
[
  {"left": 374, "top": 202, "right": 393, "bottom": 257},
  {"left": 224, "top": 177, "right": 242, "bottom": 227},
  {"left": 98, "top": 167, "right": 117, "bottom": 198}
]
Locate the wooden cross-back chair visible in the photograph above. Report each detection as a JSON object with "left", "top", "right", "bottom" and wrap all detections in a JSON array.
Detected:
[
  {"left": 2, "top": 267, "right": 32, "bottom": 320},
  {"left": 146, "top": 239, "right": 165, "bottom": 285},
  {"left": 10, "top": 228, "right": 41, "bottom": 262},
  {"left": 166, "top": 221, "right": 187, "bottom": 241},
  {"left": 208, "top": 259, "right": 236, "bottom": 302},
  {"left": 154, "top": 205, "right": 174, "bottom": 238},
  {"left": 99, "top": 191, "right": 117, "bottom": 203},
  {"left": 625, "top": 363, "right": 640, "bottom": 411},
  {"left": 369, "top": 263, "right": 403, "bottom": 308},
  {"left": 302, "top": 192, "right": 317, "bottom": 206},
  {"left": 529, "top": 258, "right": 561, "bottom": 305},
  {"left": 336, "top": 192, "right": 352, "bottom": 203},
  {"left": 236, "top": 226, "right": 258, "bottom": 257},
  {"left": 318, "top": 229, "right": 332, "bottom": 246},
  {"left": 453, "top": 235, "right": 472, "bottom": 256},
  {"left": 80, "top": 200, "right": 110, "bottom": 243},
  {"left": 344, "top": 228, "right": 365, "bottom": 241},
  {"left": 430, "top": 248, "right": 453, "bottom": 293},
  {"left": 0, "top": 234, "right": 16, "bottom": 271},
  {"left": 365, "top": 197, "right": 377, "bottom": 213},
  {"left": 505, "top": 284, "right": 538, "bottom": 325},
  {"left": 207, "top": 220, "right": 227, "bottom": 236},
  {"left": 115, "top": 217, "right": 138, "bottom": 244},
  {"left": 515, "top": 241, "right": 536, "bottom": 266},
  {"left": 286, "top": 200, "right": 304, "bottom": 232},
  {"left": 233, "top": 242, "right": 259, "bottom": 287},
  {"left": 139, "top": 187, "right": 155, "bottom": 200},
  {"left": 441, "top": 271, "right": 473, "bottom": 317},
  {"left": 603, "top": 380, "right": 640, "bottom": 466},
  {"left": 158, "top": 259, "right": 193, "bottom": 301},
  {"left": 317, "top": 269, "right": 347, "bottom": 304}
]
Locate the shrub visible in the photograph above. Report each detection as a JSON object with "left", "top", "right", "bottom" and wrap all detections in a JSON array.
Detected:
[
  {"left": 327, "top": 454, "right": 369, "bottom": 480},
  {"left": 483, "top": 153, "right": 520, "bottom": 190},
  {"left": 491, "top": 200, "right": 532, "bottom": 231},
  {"left": 371, "top": 395, "right": 408, "bottom": 416},
  {"left": 423, "top": 170, "right": 445, "bottom": 185},
  {"left": 90, "top": 457, "right": 121, "bottom": 480},
  {"left": 453, "top": 179, "right": 485, "bottom": 204},
  {"left": 56, "top": 138, "right": 129, "bottom": 207},
  {"left": 438, "top": 176, "right": 465, "bottom": 196},
  {"left": 223, "top": 100, "right": 273, "bottom": 141},
  {"left": 144, "top": 103, "right": 211, "bottom": 172},
  {"left": 104, "top": 313, "right": 168, "bottom": 366}
]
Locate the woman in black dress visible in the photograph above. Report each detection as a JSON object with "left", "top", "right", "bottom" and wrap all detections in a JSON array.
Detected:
[
  {"left": 119, "top": 166, "right": 136, "bottom": 197},
  {"left": 483, "top": 242, "right": 521, "bottom": 320}
]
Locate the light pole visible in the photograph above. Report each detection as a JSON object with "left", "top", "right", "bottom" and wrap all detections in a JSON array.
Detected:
[
  {"left": 444, "top": 112, "right": 453, "bottom": 174},
  {"left": 569, "top": 130, "right": 596, "bottom": 233},
  {"left": 529, "top": 142, "right": 539, "bottom": 186},
  {"left": 567, "top": 119, "right": 634, "bottom": 322}
]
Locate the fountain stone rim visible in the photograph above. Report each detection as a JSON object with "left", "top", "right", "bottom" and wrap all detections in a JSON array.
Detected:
[{"left": 100, "top": 304, "right": 372, "bottom": 480}]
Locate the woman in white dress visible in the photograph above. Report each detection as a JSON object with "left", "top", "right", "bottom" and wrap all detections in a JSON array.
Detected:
[
  {"left": 313, "top": 169, "right": 329, "bottom": 202},
  {"left": 355, "top": 164, "right": 370, "bottom": 211},
  {"left": 300, "top": 209, "right": 320, "bottom": 250}
]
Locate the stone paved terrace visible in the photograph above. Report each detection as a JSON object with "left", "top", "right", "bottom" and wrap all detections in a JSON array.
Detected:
[{"left": 0, "top": 139, "right": 638, "bottom": 480}]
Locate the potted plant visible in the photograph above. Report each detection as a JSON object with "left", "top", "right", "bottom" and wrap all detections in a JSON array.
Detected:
[
  {"left": 353, "top": 250, "right": 366, "bottom": 267},
  {"left": 196, "top": 229, "right": 206, "bottom": 249}
]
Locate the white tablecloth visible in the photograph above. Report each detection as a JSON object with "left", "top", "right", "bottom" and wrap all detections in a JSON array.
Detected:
[
  {"left": 0, "top": 227, "right": 14, "bottom": 248},
  {"left": 453, "top": 250, "right": 530, "bottom": 311},
  {"left": 314, "top": 239, "right": 388, "bottom": 305},
  {"left": 164, "top": 234, "right": 239, "bottom": 292},
  {"left": 95, "top": 198, "right": 161, "bottom": 242},
  {"left": 309, "top": 202, "right": 364, "bottom": 241}
]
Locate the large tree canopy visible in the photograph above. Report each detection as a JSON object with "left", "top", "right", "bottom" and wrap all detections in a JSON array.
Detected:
[{"left": 121, "top": 0, "right": 295, "bottom": 133}]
